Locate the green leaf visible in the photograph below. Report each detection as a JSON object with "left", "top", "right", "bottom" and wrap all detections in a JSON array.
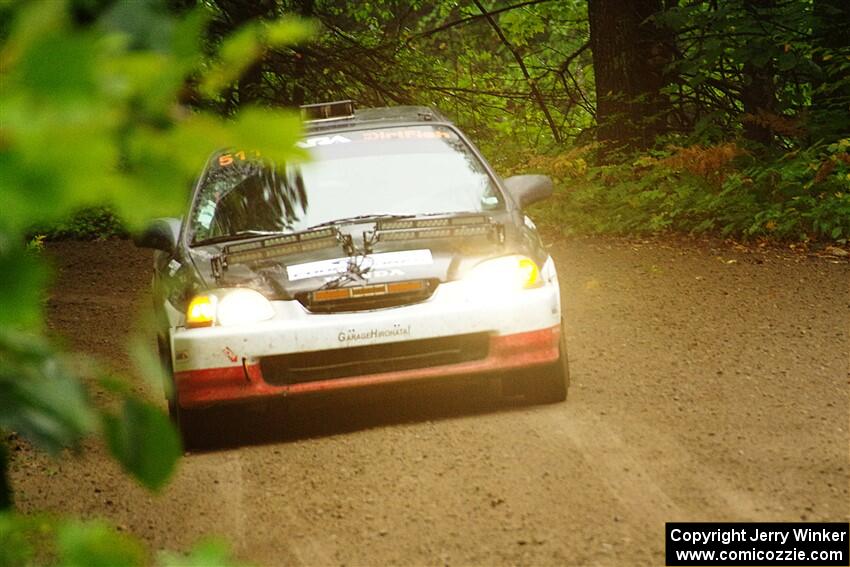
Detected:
[
  {"left": 0, "top": 0, "right": 68, "bottom": 69},
  {"left": 129, "top": 336, "right": 170, "bottom": 398},
  {"left": 0, "top": 240, "right": 49, "bottom": 330},
  {"left": 159, "top": 539, "right": 253, "bottom": 567},
  {"left": 0, "top": 513, "right": 41, "bottom": 565},
  {"left": 200, "top": 23, "right": 261, "bottom": 96},
  {"left": 170, "top": 8, "right": 209, "bottom": 62},
  {"left": 228, "top": 106, "right": 305, "bottom": 165},
  {"left": 102, "top": 398, "right": 181, "bottom": 491},
  {"left": 0, "top": 513, "right": 146, "bottom": 566},
  {"left": 57, "top": 519, "right": 147, "bottom": 567},
  {"left": 1, "top": 512, "right": 256, "bottom": 567},
  {"left": 98, "top": 0, "right": 175, "bottom": 53},
  {"left": 0, "top": 331, "right": 96, "bottom": 455},
  {"left": 264, "top": 17, "right": 315, "bottom": 46},
  {"left": 200, "top": 17, "right": 313, "bottom": 96},
  {"left": 16, "top": 32, "right": 99, "bottom": 100}
]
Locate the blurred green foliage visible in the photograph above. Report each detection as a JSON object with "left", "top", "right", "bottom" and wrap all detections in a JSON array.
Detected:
[
  {"left": 0, "top": 0, "right": 308, "bottom": 563},
  {"left": 0, "top": 514, "right": 250, "bottom": 567}
]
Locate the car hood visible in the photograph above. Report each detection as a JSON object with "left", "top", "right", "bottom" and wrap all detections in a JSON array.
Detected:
[{"left": 187, "top": 213, "right": 542, "bottom": 300}]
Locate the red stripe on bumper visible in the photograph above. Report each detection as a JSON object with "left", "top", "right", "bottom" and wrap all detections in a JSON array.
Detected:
[{"left": 174, "top": 325, "right": 560, "bottom": 408}]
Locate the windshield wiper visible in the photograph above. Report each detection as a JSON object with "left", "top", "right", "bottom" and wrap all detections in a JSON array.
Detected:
[
  {"left": 193, "top": 230, "right": 285, "bottom": 246},
  {"left": 307, "top": 213, "right": 414, "bottom": 230}
]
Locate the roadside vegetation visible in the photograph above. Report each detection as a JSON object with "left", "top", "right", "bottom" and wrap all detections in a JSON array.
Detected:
[{"left": 517, "top": 139, "right": 850, "bottom": 240}]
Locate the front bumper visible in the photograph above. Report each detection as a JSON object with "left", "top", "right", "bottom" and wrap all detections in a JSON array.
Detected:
[
  {"left": 174, "top": 325, "right": 560, "bottom": 407},
  {"left": 170, "top": 277, "right": 561, "bottom": 408}
]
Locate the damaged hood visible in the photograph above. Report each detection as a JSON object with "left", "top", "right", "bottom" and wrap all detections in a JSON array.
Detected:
[{"left": 187, "top": 212, "right": 540, "bottom": 300}]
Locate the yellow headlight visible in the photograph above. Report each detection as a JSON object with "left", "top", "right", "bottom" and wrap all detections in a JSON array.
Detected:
[
  {"left": 185, "top": 289, "right": 274, "bottom": 328},
  {"left": 186, "top": 295, "right": 216, "bottom": 328},
  {"left": 465, "top": 256, "right": 542, "bottom": 291},
  {"left": 517, "top": 257, "right": 541, "bottom": 288}
]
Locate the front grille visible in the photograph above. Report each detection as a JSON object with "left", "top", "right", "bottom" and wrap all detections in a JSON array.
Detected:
[
  {"left": 260, "top": 333, "right": 490, "bottom": 385},
  {"left": 297, "top": 279, "right": 437, "bottom": 313}
]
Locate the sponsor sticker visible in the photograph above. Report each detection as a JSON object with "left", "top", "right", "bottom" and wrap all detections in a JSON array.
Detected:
[
  {"left": 287, "top": 249, "right": 433, "bottom": 281},
  {"left": 338, "top": 324, "right": 412, "bottom": 344},
  {"left": 297, "top": 135, "right": 352, "bottom": 148}
]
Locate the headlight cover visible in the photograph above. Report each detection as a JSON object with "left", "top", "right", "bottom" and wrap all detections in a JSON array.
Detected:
[
  {"left": 185, "top": 288, "right": 274, "bottom": 328},
  {"left": 464, "top": 255, "right": 542, "bottom": 292}
]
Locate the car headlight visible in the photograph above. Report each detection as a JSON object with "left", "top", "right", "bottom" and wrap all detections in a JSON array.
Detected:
[
  {"left": 464, "top": 255, "right": 542, "bottom": 292},
  {"left": 186, "top": 294, "right": 217, "bottom": 328},
  {"left": 186, "top": 288, "right": 274, "bottom": 328}
]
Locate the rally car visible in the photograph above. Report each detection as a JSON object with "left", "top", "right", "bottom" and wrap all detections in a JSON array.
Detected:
[{"left": 136, "top": 101, "right": 569, "bottom": 441}]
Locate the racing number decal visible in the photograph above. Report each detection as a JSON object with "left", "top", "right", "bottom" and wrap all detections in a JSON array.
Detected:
[{"left": 218, "top": 150, "right": 260, "bottom": 167}]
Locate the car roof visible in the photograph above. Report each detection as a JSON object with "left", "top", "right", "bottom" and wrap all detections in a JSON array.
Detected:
[{"left": 304, "top": 104, "right": 451, "bottom": 133}]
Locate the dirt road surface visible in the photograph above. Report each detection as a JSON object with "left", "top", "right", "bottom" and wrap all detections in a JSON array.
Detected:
[{"left": 9, "top": 237, "right": 850, "bottom": 565}]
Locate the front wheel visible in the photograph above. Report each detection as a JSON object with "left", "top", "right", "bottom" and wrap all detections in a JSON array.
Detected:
[
  {"left": 170, "top": 402, "right": 209, "bottom": 451},
  {"left": 158, "top": 336, "right": 206, "bottom": 450}
]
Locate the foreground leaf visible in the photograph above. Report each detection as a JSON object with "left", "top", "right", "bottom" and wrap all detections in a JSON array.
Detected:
[
  {"left": 0, "top": 331, "right": 96, "bottom": 456},
  {"left": 159, "top": 539, "right": 253, "bottom": 567},
  {"left": 102, "top": 398, "right": 181, "bottom": 491},
  {"left": 57, "top": 520, "right": 146, "bottom": 567}
]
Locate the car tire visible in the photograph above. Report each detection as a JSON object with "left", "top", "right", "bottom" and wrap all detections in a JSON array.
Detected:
[
  {"left": 525, "top": 327, "right": 570, "bottom": 404},
  {"left": 157, "top": 337, "right": 179, "bottom": 413},
  {"left": 172, "top": 404, "right": 208, "bottom": 451},
  {"left": 158, "top": 336, "right": 206, "bottom": 450}
]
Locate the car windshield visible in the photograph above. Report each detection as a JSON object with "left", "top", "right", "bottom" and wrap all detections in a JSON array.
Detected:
[{"left": 190, "top": 124, "right": 503, "bottom": 244}]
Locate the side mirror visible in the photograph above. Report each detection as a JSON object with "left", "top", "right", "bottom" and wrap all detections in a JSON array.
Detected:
[
  {"left": 134, "top": 218, "right": 181, "bottom": 253},
  {"left": 502, "top": 175, "right": 554, "bottom": 209}
]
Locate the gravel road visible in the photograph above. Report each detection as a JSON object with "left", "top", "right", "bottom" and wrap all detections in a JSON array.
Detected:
[{"left": 9, "top": 237, "right": 849, "bottom": 566}]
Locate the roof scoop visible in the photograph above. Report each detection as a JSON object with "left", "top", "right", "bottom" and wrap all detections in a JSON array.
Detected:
[{"left": 300, "top": 100, "right": 356, "bottom": 123}]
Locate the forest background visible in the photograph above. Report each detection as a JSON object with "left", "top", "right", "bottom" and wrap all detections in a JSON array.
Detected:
[{"left": 1, "top": 0, "right": 848, "bottom": 564}]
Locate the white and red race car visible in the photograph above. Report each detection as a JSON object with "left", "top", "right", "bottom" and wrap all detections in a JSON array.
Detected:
[{"left": 137, "top": 101, "right": 569, "bottom": 444}]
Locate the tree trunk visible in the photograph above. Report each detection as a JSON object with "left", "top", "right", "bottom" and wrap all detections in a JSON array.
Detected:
[
  {"left": 740, "top": 0, "right": 777, "bottom": 147},
  {"left": 587, "top": 0, "right": 673, "bottom": 151},
  {"left": 291, "top": 0, "right": 315, "bottom": 107},
  {"left": 812, "top": 0, "right": 850, "bottom": 142}
]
